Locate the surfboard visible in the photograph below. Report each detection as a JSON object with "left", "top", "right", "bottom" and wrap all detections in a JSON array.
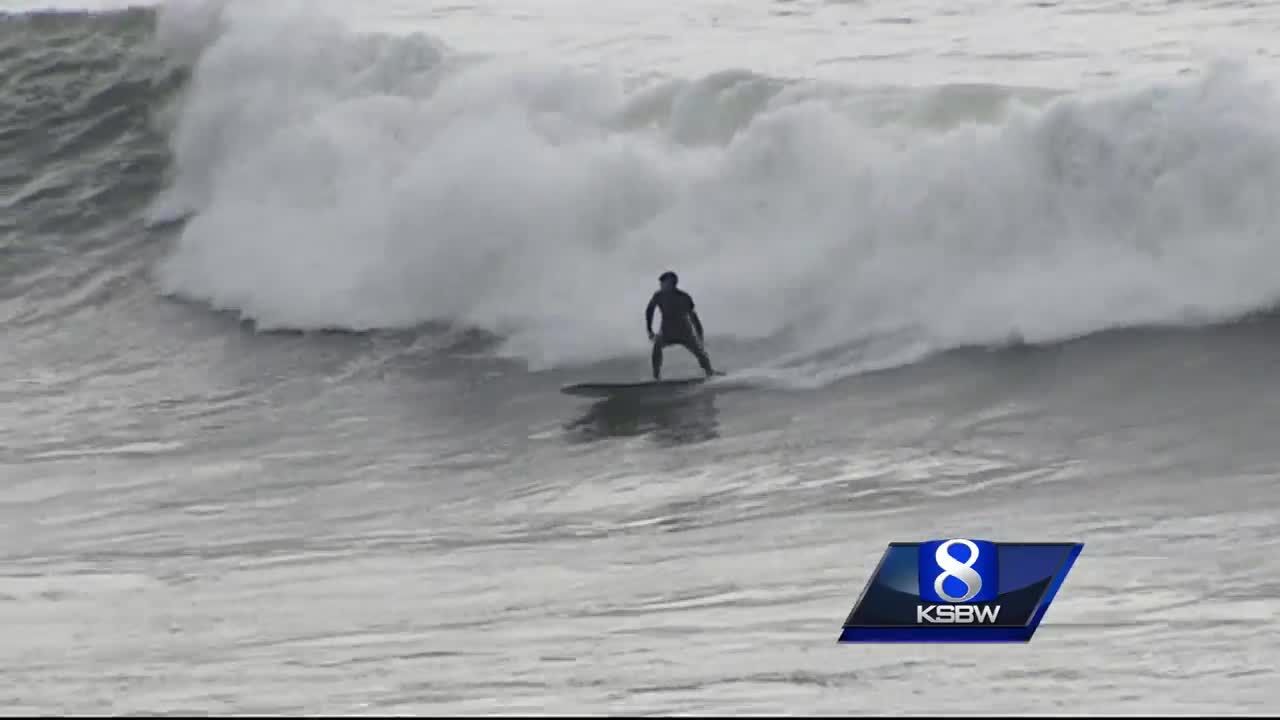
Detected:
[{"left": 561, "top": 373, "right": 723, "bottom": 399}]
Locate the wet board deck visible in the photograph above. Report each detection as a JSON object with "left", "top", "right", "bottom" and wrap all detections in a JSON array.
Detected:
[{"left": 560, "top": 377, "right": 714, "bottom": 399}]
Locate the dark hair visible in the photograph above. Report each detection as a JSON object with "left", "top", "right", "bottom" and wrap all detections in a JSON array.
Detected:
[{"left": 659, "top": 271, "right": 678, "bottom": 284}]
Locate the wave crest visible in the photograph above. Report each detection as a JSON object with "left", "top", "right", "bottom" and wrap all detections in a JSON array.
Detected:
[{"left": 152, "top": 1, "right": 1280, "bottom": 382}]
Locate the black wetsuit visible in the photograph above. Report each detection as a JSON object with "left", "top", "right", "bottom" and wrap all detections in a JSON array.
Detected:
[{"left": 646, "top": 288, "right": 713, "bottom": 379}]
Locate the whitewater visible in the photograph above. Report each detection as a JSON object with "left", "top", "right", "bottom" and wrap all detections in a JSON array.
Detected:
[
  {"left": 4, "top": 0, "right": 1280, "bottom": 713},
  {"left": 144, "top": 0, "right": 1280, "bottom": 379}
]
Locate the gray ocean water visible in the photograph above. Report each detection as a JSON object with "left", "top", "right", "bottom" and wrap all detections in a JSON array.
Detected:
[{"left": 5, "top": 0, "right": 1280, "bottom": 713}]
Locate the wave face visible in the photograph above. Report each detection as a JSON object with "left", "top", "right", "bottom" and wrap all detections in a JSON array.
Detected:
[
  {"left": 17, "top": 1, "right": 1280, "bottom": 381},
  {"left": 0, "top": 7, "right": 182, "bottom": 332}
]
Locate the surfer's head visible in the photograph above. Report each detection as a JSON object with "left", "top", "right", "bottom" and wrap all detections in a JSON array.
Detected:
[{"left": 659, "top": 271, "right": 678, "bottom": 290}]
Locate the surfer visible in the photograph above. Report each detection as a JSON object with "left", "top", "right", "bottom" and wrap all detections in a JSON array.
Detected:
[{"left": 646, "top": 271, "right": 715, "bottom": 380}]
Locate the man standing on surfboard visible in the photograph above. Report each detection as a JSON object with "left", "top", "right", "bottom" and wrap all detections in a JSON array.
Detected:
[{"left": 646, "top": 271, "right": 716, "bottom": 380}]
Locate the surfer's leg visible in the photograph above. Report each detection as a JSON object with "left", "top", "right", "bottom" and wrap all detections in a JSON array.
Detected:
[
  {"left": 677, "top": 338, "right": 714, "bottom": 377},
  {"left": 651, "top": 337, "right": 664, "bottom": 379},
  {"left": 694, "top": 343, "right": 714, "bottom": 377}
]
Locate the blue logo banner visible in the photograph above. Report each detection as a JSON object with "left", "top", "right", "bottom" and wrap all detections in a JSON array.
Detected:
[{"left": 838, "top": 540, "right": 1083, "bottom": 643}]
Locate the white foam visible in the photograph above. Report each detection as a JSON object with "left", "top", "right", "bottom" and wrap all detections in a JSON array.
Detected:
[{"left": 151, "top": 1, "right": 1280, "bottom": 385}]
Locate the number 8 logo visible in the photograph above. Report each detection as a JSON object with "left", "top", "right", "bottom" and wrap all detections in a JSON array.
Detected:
[{"left": 933, "top": 538, "right": 984, "bottom": 603}]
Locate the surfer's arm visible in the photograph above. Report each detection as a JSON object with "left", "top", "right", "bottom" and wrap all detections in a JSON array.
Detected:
[
  {"left": 645, "top": 294, "right": 658, "bottom": 336},
  {"left": 689, "top": 309, "right": 704, "bottom": 340}
]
